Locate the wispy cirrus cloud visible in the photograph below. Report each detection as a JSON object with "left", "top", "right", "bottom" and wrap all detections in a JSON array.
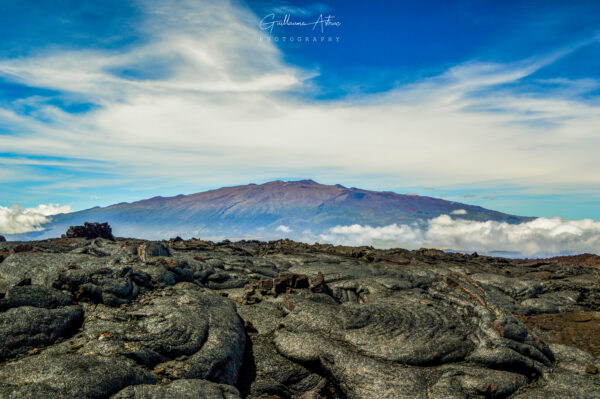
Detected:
[
  {"left": 269, "top": 2, "right": 331, "bottom": 16},
  {"left": 483, "top": 195, "right": 499, "bottom": 200}
]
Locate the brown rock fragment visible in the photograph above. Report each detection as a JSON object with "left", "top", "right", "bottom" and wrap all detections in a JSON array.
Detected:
[
  {"left": 299, "top": 392, "right": 322, "bottom": 399},
  {"left": 309, "top": 272, "right": 330, "bottom": 294},
  {"left": 586, "top": 364, "right": 598, "bottom": 375}
]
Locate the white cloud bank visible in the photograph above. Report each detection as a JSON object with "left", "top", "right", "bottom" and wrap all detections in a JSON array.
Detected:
[
  {"left": 316, "top": 215, "right": 600, "bottom": 257},
  {"left": 0, "top": 204, "right": 71, "bottom": 235}
]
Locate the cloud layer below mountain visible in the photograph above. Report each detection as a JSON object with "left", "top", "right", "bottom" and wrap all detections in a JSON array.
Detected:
[
  {"left": 2, "top": 203, "right": 598, "bottom": 258},
  {"left": 0, "top": 204, "right": 71, "bottom": 234},
  {"left": 315, "top": 215, "right": 600, "bottom": 257}
]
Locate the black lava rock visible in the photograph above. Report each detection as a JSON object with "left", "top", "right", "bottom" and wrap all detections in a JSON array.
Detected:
[
  {"left": 0, "top": 237, "right": 598, "bottom": 398},
  {"left": 63, "top": 222, "right": 114, "bottom": 240}
]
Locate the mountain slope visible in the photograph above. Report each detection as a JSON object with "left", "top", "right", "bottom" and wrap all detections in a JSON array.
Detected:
[{"left": 24, "top": 180, "right": 530, "bottom": 240}]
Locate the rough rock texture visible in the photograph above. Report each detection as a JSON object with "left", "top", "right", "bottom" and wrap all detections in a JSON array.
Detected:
[
  {"left": 111, "top": 379, "right": 241, "bottom": 398},
  {"left": 0, "top": 237, "right": 599, "bottom": 398},
  {"left": 517, "top": 312, "right": 600, "bottom": 357},
  {"left": 0, "top": 304, "right": 83, "bottom": 360},
  {"left": 64, "top": 222, "right": 115, "bottom": 240},
  {"left": 0, "top": 235, "right": 5, "bottom": 242}
]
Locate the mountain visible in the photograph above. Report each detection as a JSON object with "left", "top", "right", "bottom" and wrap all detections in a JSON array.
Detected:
[{"left": 21, "top": 180, "right": 530, "bottom": 240}]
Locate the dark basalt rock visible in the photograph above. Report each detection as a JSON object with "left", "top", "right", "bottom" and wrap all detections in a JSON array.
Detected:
[
  {"left": 112, "top": 379, "right": 241, "bottom": 399},
  {"left": 0, "top": 352, "right": 155, "bottom": 398},
  {"left": 78, "top": 283, "right": 245, "bottom": 385},
  {"left": 64, "top": 222, "right": 115, "bottom": 240},
  {"left": 0, "top": 305, "right": 83, "bottom": 360},
  {"left": 137, "top": 242, "right": 170, "bottom": 261},
  {"left": 0, "top": 235, "right": 5, "bottom": 242},
  {"left": 0, "top": 285, "right": 73, "bottom": 311},
  {"left": 237, "top": 334, "right": 327, "bottom": 398},
  {"left": 0, "top": 237, "right": 598, "bottom": 398},
  {"left": 13, "top": 244, "right": 34, "bottom": 253}
]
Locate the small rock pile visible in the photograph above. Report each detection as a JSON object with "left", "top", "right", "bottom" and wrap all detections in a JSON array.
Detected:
[
  {"left": 242, "top": 272, "right": 330, "bottom": 305},
  {"left": 63, "top": 222, "right": 114, "bottom": 240}
]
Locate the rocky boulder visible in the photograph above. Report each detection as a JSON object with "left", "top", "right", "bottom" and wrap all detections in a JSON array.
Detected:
[{"left": 63, "top": 222, "right": 114, "bottom": 240}]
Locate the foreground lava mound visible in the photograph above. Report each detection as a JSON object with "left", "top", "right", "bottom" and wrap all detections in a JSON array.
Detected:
[{"left": 0, "top": 235, "right": 599, "bottom": 398}]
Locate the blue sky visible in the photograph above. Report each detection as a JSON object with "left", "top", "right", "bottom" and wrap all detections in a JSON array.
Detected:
[{"left": 0, "top": 0, "right": 599, "bottom": 220}]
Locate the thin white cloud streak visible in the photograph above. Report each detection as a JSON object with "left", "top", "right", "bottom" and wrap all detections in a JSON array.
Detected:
[
  {"left": 270, "top": 3, "right": 331, "bottom": 16},
  {"left": 0, "top": 204, "right": 72, "bottom": 234},
  {"left": 451, "top": 209, "right": 467, "bottom": 215},
  {"left": 0, "top": 0, "right": 598, "bottom": 193},
  {"left": 316, "top": 215, "right": 600, "bottom": 257}
]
